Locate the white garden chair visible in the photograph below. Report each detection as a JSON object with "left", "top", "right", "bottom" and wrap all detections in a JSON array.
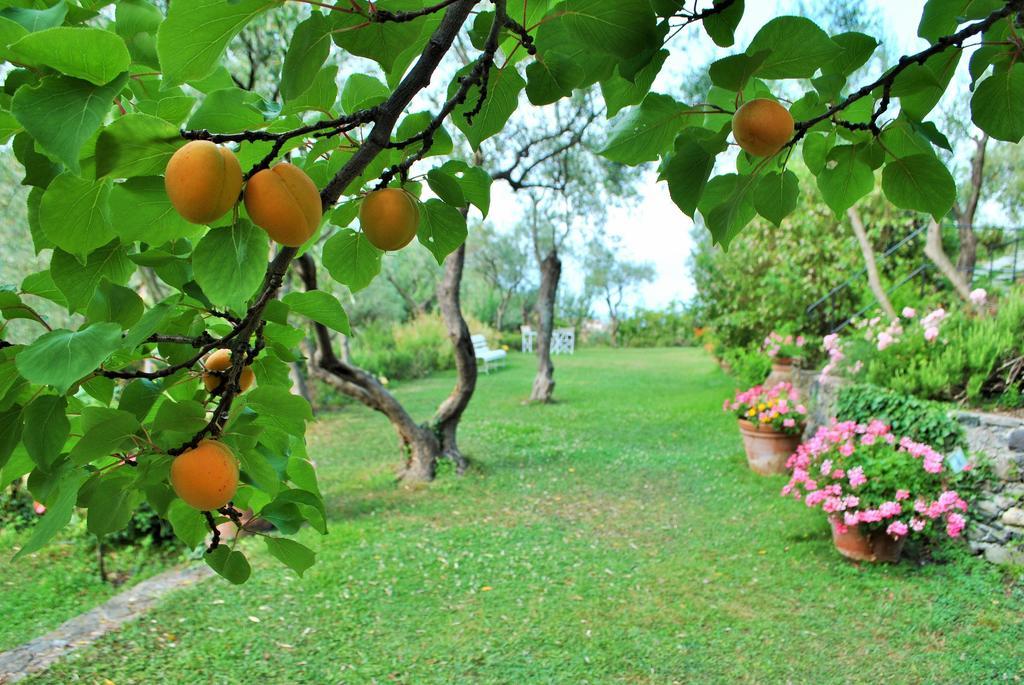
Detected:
[
  {"left": 521, "top": 326, "right": 536, "bottom": 353},
  {"left": 472, "top": 334, "right": 507, "bottom": 374}
]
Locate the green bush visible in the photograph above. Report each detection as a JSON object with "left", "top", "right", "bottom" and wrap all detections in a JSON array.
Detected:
[
  {"left": 352, "top": 314, "right": 455, "bottom": 381},
  {"left": 0, "top": 481, "right": 38, "bottom": 531},
  {"left": 618, "top": 303, "right": 697, "bottom": 348},
  {"left": 836, "top": 383, "right": 965, "bottom": 452},
  {"left": 722, "top": 344, "right": 771, "bottom": 388}
]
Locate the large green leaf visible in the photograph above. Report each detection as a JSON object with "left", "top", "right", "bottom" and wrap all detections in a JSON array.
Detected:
[
  {"left": 824, "top": 32, "right": 879, "bottom": 76},
  {"left": 246, "top": 386, "right": 312, "bottom": 437},
  {"left": 70, "top": 407, "right": 141, "bottom": 464},
  {"left": 747, "top": 16, "right": 841, "bottom": 79},
  {"left": 550, "top": 0, "right": 658, "bottom": 59},
  {"left": 187, "top": 88, "right": 268, "bottom": 133},
  {"left": 264, "top": 537, "right": 316, "bottom": 578},
  {"left": 281, "top": 12, "right": 332, "bottom": 102},
  {"left": 322, "top": 229, "right": 382, "bottom": 293},
  {"left": 703, "top": 0, "right": 744, "bottom": 47},
  {"left": 881, "top": 153, "right": 956, "bottom": 219},
  {"left": 109, "top": 176, "right": 201, "bottom": 245},
  {"left": 8, "top": 27, "right": 130, "bottom": 85},
  {"left": 39, "top": 173, "right": 115, "bottom": 259},
  {"left": 698, "top": 173, "right": 756, "bottom": 248},
  {"left": 50, "top": 243, "right": 135, "bottom": 314},
  {"left": 22, "top": 395, "right": 69, "bottom": 468},
  {"left": 601, "top": 93, "right": 689, "bottom": 165},
  {"left": 192, "top": 221, "right": 269, "bottom": 309},
  {"left": 95, "top": 113, "right": 181, "bottom": 179},
  {"left": 16, "top": 323, "right": 123, "bottom": 394},
  {"left": 0, "top": 4, "right": 67, "bottom": 32},
  {"left": 205, "top": 546, "right": 251, "bottom": 584},
  {"left": 918, "top": 0, "right": 1002, "bottom": 42},
  {"left": 86, "top": 280, "right": 145, "bottom": 330},
  {"left": 600, "top": 49, "right": 668, "bottom": 118},
  {"left": 658, "top": 127, "right": 726, "bottom": 218},
  {"left": 753, "top": 170, "right": 799, "bottom": 227},
  {"left": 11, "top": 73, "right": 128, "bottom": 174},
  {"left": 330, "top": 0, "right": 427, "bottom": 73},
  {"left": 449, "top": 63, "right": 526, "bottom": 150},
  {"left": 418, "top": 199, "right": 468, "bottom": 265},
  {"left": 13, "top": 468, "right": 89, "bottom": 560},
  {"left": 817, "top": 145, "right": 875, "bottom": 216},
  {"left": 971, "top": 63, "right": 1024, "bottom": 142},
  {"left": 708, "top": 51, "right": 769, "bottom": 93},
  {"left": 281, "top": 291, "right": 350, "bottom": 335},
  {"left": 157, "top": 0, "right": 277, "bottom": 87},
  {"left": 115, "top": 0, "right": 163, "bottom": 69},
  {"left": 86, "top": 472, "right": 143, "bottom": 537},
  {"left": 525, "top": 49, "right": 584, "bottom": 106},
  {"left": 340, "top": 73, "right": 389, "bottom": 114},
  {"left": 281, "top": 65, "right": 338, "bottom": 116}
]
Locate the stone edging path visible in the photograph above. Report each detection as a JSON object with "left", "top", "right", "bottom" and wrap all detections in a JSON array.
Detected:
[{"left": 0, "top": 564, "right": 213, "bottom": 684}]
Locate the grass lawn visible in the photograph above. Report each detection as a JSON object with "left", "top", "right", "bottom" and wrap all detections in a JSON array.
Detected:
[{"left": 18, "top": 347, "right": 1024, "bottom": 683}]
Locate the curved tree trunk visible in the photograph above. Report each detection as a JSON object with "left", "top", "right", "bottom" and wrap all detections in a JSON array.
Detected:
[
  {"left": 847, "top": 207, "right": 898, "bottom": 321},
  {"left": 433, "top": 243, "right": 477, "bottom": 473},
  {"left": 955, "top": 134, "right": 988, "bottom": 283},
  {"left": 530, "top": 249, "right": 561, "bottom": 403},
  {"left": 925, "top": 219, "right": 975, "bottom": 306}
]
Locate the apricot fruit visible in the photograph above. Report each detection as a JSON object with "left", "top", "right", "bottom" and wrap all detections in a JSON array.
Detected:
[
  {"left": 359, "top": 188, "right": 420, "bottom": 251},
  {"left": 202, "top": 348, "right": 255, "bottom": 394},
  {"left": 731, "top": 99, "right": 795, "bottom": 157},
  {"left": 244, "top": 162, "right": 322, "bottom": 246},
  {"left": 164, "top": 140, "right": 243, "bottom": 224},
  {"left": 170, "top": 440, "right": 239, "bottom": 511}
]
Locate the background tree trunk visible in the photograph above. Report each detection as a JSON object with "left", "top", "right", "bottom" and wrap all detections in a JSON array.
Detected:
[
  {"left": 289, "top": 361, "right": 313, "bottom": 410},
  {"left": 925, "top": 219, "right": 975, "bottom": 305},
  {"left": 530, "top": 249, "right": 561, "bottom": 402},
  {"left": 847, "top": 207, "right": 898, "bottom": 320},
  {"left": 432, "top": 244, "right": 476, "bottom": 473},
  {"left": 955, "top": 133, "right": 988, "bottom": 283}
]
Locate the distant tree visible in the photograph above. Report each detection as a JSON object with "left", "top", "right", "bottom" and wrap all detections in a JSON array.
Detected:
[
  {"left": 467, "top": 223, "right": 529, "bottom": 331},
  {"left": 584, "top": 240, "right": 655, "bottom": 346}
]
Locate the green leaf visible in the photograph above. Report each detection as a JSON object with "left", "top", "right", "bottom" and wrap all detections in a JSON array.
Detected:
[
  {"left": 264, "top": 537, "right": 316, "bottom": 577},
  {"left": 698, "top": 174, "right": 756, "bottom": 248},
  {"left": 703, "top": 0, "right": 744, "bottom": 47},
  {"left": 118, "top": 378, "right": 161, "bottom": 422},
  {"left": 39, "top": 173, "right": 115, "bottom": 260},
  {"left": 600, "top": 49, "right": 668, "bottom": 118},
  {"left": 0, "top": 406, "right": 23, "bottom": 470},
  {"left": 971, "top": 63, "right": 1024, "bottom": 142},
  {"left": 918, "top": 0, "right": 1002, "bottom": 42},
  {"left": 418, "top": 199, "right": 468, "bottom": 265},
  {"left": 394, "top": 111, "right": 453, "bottom": 157},
  {"left": 23, "top": 395, "right": 69, "bottom": 468},
  {"left": 86, "top": 281, "right": 144, "bottom": 329},
  {"left": 16, "top": 323, "right": 123, "bottom": 394},
  {"left": 747, "top": 16, "right": 841, "bottom": 79},
  {"left": 551, "top": 0, "right": 658, "bottom": 59},
  {"left": 85, "top": 472, "right": 143, "bottom": 537},
  {"left": 13, "top": 468, "right": 89, "bottom": 560},
  {"left": 187, "top": 88, "right": 268, "bottom": 133},
  {"left": 281, "top": 12, "right": 332, "bottom": 102},
  {"left": 802, "top": 131, "right": 834, "bottom": 175},
  {"left": 455, "top": 165, "right": 492, "bottom": 218},
  {"left": 0, "top": 4, "right": 67, "bottom": 32},
  {"left": 152, "top": 399, "right": 206, "bottom": 436},
  {"left": 753, "top": 170, "right": 799, "bottom": 227},
  {"left": 322, "top": 228, "right": 383, "bottom": 293},
  {"left": 895, "top": 50, "right": 960, "bottom": 121},
  {"left": 192, "top": 221, "right": 269, "bottom": 309},
  {"left": 330, "top": 0, "right": 427, "bottom": 73},
  {"left": 95, "top": 113, "right": 181, "bottom": 179},
  {"left": 204, "top": 546, "right": 251, "bottom": 584},
  {"left": 109, "top": 176, "right": 201, "bottom": 245},
  {"left": 11, "top": 73, "right": 128, "bottom": 174},
  {"left": 601, "top": 93, "right": 689, "bottom": 165},
  {"left": 525, "top": 49, "right": 584, "bottom": 106},
  {"left": 157, "top": 0, "right": 277, "bottom": 87},
  {"left": 881, "top": 153, "right": 956, "bottom": 219},
  {"left": 281, "top": 291, "right": 350, "bottom": 335},
  {"left": 426, "top": 168, "right": 465, "bottom": 207},
  {"left": 449, "top": 63, "right": 526, "bottom": 150},
  {"left": 281, "top": 65, "right": 338, "bottom": 117},
  {"left": 708, "top": 50, "right": 768, "bottom": 92},
  {"left": 51, "top": 243, "right": 134, "bottom": 314},
  {"left": 341, "top": 73, "right": 389, "bottom": 114},
  {"left": 9, "top": 27, "right": 130, "bottom": 86},
  {"left": 246, "top": 386, "right": 312, "bottom": 437},
  {"left": 115, "top": 0, "right": 163, "bottom": 70},
  {"left": 658, "top": 127, "right": 725, "bottom": 218},
  {"left": 69, "top": 407, "right": 140, "bottom": 464},
  {"left": 167, "top": 499, "right": 207, "bottom": 547},
  {"left": 824, "top": 32, "right": 878, "bottom": 76},
  {"left": 236, "top": 447, "right": 280, "bottom": 497},
  {"left": 817, "top": 145, "right": 875, "bottom": 216}
]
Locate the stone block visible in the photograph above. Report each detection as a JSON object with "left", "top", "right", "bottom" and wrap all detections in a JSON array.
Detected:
[
  {"left": 976, "top": 499, "right": 1002, "bottom": 520},
  {"left": 992, "top": 454, "right": 1020, "bottom": 481},
  {"left": 956, "top": 412, "right": 982, "bottom": 428},
  {"left": 984, "top": 545, "right": 1024, "bottom": 566},
  {"left": 1010, "top": 428, "right": 1024, "bottom": 452},
  {"left": 1002, "top": 508, "right": 1024, "bottom": 527}
]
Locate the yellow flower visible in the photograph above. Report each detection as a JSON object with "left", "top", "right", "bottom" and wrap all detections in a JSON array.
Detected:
[
  {"left": 747, "top": 408, "right": 756, "bottom": 417},
  {"left": 757, "top": 403, "right": 766, "bottom": 411}
]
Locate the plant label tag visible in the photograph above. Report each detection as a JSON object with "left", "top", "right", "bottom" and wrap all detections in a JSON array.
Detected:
[{"left": 947, "top": 447, "right": 968, "bottom": 473}]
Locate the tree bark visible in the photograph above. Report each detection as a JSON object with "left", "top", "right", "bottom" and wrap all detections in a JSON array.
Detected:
[
  {"left": 530, "top": 249, "right": 561, "bottom": 402},
  {"left": 954, "top": 133, "right": 988, "bottom": 283},
  {"left": 847, "top": 207, "right": 898, "bottom": 320},
  {"left": 925, "top": 218, "right": 975, "bottom": 305},
  {"left": 432, "top": 243, "right": 476, "bottom": 473}
]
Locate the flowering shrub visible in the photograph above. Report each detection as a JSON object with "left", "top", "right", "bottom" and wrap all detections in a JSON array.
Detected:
[
  {"left": 762, "top": 330, "right": 807, "bottom": 359},
  {"left": 724, "top": 382, "right": 808, "bottom": 434},
  {"left": 781, "top": 420, "right": 970, "bottom": 542}
]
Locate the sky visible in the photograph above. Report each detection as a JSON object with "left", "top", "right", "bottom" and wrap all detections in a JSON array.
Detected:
[{"left": 487, "top": 0, "right": 930, "bottom": 317}]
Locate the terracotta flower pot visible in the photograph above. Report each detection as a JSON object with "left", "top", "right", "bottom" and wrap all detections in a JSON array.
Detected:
[
  {"left": 830, "top": 519, "right": 906, "bottom": 563},
  {"left": 766, "top": 357, "right": 795, "bottom": 385},
  {"left": 737, "top": 419, "right": 802, "bottom": 475}
]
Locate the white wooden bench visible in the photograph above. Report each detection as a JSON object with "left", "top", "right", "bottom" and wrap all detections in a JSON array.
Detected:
[{"left": 472, "top": 334, "right": 507, "bottom": 374}]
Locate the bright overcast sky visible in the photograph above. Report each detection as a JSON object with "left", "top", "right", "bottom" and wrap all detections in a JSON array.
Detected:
[{"left": 488, "top": 0, "right": 929, "bottom": 316}]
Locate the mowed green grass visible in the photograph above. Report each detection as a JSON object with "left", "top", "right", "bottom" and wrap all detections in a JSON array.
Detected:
[{"left": 21, "top": 348, "right": 1024, "bottom": 684}]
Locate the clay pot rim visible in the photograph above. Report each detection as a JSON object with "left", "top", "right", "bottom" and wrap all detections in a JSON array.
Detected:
[
  {"left": 770, "top": 356, "right": 798, "bottom": 365},
  {"left": 737, "top": 418, "right": 804, "bottom": 435}
]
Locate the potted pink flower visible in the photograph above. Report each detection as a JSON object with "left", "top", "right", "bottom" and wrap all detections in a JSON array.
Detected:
[
  {"left": 781, "top": 420, "right": 969, "bottom": 563},
  {"left": 762, "top": 330, "right": 807, "bottom": 383},
  {"left": 724, "top": 382, "right": 808, "bottom": 475}
]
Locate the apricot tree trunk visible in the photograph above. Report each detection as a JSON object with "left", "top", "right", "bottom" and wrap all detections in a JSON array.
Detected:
[
  {"left": 530, "top": 249, "right": 561, "bottom": 403},
  {"left": 924, "top": 219, "right": 975, "bottom": 306},
  {"left": 847, "top": 207, "right": 897, "bottom": 321},
  {"left": 433, "top": 243, "right": 477, "bottom": 472},
  {"left": 954, "top": 133, "right": 988, "bottom": 283}
]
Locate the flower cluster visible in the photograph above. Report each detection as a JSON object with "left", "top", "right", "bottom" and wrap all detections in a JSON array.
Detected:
[
  {"left": 724, "top": 382, "right": 807, "bottom": 435},
  {"left": 919, "top": 307, "right": 947, "bottom": 343},
  {"left": 762, "top": 331, "right": 806, "bottom": 359},
  {"left": 781, "top": 420, "right": 968, "bottom": 541},
  {"left": 819, "top": 333, "right": 846, "bottom": 383}
]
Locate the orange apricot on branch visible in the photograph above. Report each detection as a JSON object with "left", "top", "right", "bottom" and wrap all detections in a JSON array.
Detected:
[
  {"left": 202, "top": 348, "right": 255, "bottom": 394},
  {"left": 170, "top": 440, "right": 239, "bottom": 511},
  {"left": 243, "top": 162, "right": 322, "bottom": 247},
  {"left": 731, "top": 98, "right": 795, "bottom": 158},
  {"left": 359, "top": 187, "right": 421, "bottom": 251},
  {"left": 164, "top": 140, "right": 243, "bottom": 224}
]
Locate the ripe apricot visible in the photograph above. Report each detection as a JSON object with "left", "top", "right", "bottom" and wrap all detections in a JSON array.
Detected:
[
  {"left": 243, "top": 162, "right": 322, "bottom": 246},
  {"left": 164, "top": 140, "right": 243, "bottom": 224},
  {"left": 202, "top": 348, "right": 255, "bottom": 393},
  {"left": 170, "top": 440, "right": 239, "bottom": 511},
  {"left": 731, "top": 99, "right": 795, "bottom": 157},
  {"left": 359, "top": 188, "right": 420, "bottom": 251}
]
